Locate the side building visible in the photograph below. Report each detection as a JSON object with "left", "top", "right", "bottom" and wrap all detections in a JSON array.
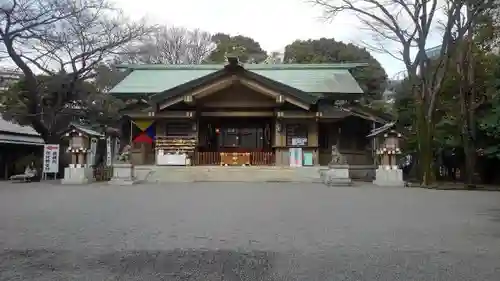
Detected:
[
  {"left": 0, "top": 115, "right": 44, "bottom": 179},
  {"left": 0, "top": 67, "right": 22, "bottom": 92}
]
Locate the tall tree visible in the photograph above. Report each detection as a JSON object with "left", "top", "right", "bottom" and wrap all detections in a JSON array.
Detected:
[
  {"left": 0, "top": 0, "right": 151, "bottom": 142},
  {"left": 120, "top": 26, "right": 215, "bottom": 64},
  {"left": 312, "top": 0, "right": 496, "bottom": 186},
  {"left": 2, "top": 75, "right": 124, "bottom": 131},
  {"left": 453, "top": 9, "right": 500, "bottom": 186},
  {"left": 284, "top": 38, "right": 387, "bottom": 98},
  {"left": 393, "top": 46, "right": 500, "bottom": 184},
  {"left": 208, "top": 33, "right": 268, "bottom": 63}
]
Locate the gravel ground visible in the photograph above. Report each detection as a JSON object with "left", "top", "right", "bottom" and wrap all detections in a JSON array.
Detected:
[{"left": 0, "top": 182, "right": 499, "bottom": 280}]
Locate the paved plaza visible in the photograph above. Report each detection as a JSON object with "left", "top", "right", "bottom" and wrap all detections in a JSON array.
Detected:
[{"left": 0, "top": 182, "right": 499, "bottom": 280}]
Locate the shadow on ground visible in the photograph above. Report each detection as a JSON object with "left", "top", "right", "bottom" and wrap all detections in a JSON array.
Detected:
[
  {"left": 484, "top": 208, "right": 500, "bottom": 223},
  {"left": 0, "top": 249, "right": 278, "bottom": 281}
]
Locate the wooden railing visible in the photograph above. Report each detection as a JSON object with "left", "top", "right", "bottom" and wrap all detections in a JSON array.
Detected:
[
  {"left": 193, "top": 151, "right": 275, "bottom": 166},
  {"left": 93, "top": 165, "right": 113, "bottom": 181},
  {"left": 193, "top": 152, "right": 221, "bottom": 166},
  {"left": 250, "top": 152, "right": 274, "bottom": 165}
]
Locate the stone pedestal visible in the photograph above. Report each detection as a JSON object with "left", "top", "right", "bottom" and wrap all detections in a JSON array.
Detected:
[
  {"left": 373, "top": 167, "right": 404, "bottom": 187},
  {"left": 108, "top": 163, "right": 137, "bottom": 185},
  {"left": 321, "top": 165, "right": 352, "bottom": 186},
  {"left": 61, "top": 166, "right": 93, "bottom": 184}
]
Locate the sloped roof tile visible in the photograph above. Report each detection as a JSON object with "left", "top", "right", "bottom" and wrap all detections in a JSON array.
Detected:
[{"left": 109, "top": 63, "right": 365, "bottom": 95}]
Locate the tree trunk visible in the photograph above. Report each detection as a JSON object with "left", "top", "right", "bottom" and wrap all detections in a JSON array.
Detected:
[
  {"left": 415, "top": 92, "right": 435, "bottom": 186},
  {"left": 462, "top": 132, "right": 476, "bottom": 185},
  {"left": 460, "top": 21, "right": 477, "bottom": 187},
  {"left": 463, "top": 80, "right": 477, "bottom": 187}
]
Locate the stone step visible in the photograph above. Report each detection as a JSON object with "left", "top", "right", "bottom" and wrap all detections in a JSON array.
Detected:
[{"left": 138, "top": 166, "right": 323, "bottom": 183}]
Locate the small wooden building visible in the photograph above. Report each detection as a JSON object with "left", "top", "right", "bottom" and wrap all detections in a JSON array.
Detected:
[
  {"left": 110, "top": 59, "right": 390, "bottom": 174},
  {"left": 367, "top": 121, "right": 403, "bottom": 168}
]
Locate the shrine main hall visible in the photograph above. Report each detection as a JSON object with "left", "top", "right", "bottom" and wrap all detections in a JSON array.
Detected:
[{"left": 109, "top": 58, "right": 390, "bottom": 179}]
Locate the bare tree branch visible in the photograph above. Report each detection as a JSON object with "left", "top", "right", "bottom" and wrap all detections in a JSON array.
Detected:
[
  {"left": 0, "top": 0, "right": 154, "bottom": 141},
  {"left": 311, "top": 0, "right": 497, "bottom": 185},
  {"left": 120, "top": 25, "right": 216, "bottom": 64},
  {"left": 312, "top": 0, "right": 496, "bottom": 112}
]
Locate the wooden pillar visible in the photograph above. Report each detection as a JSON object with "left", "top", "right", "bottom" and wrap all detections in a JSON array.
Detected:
[
  {"left": 308, "top": 120, "right": 319, "bottom": 165},
  {"left": 4, "top": 151, "right": 9, "bottom": 180},
  {"left": 274, "top": 119, "right": 283, "bottom": 146},
  {"left": 372, "top": 122, "right": 377, "bottom": 166},
  {"left": 383, "top": 154, "right": 390, "bottom": 167},
  {"left": 71, "top": 153, "right": 77, "bottom": 165},
  {"left": 76, "top": 153, "right": 82, "bottom": 165},
  {"left": 139, "top": 142, "right": 146, "bottom": 165},
  {"left": 274, "top": 119, "right": 284, "bottom": 166},
  {"left": 390, "top": 153, "right": 396, "bottom": 168},
  {"left": 336, "top": 125, "right": 342, "bottom": 148}
]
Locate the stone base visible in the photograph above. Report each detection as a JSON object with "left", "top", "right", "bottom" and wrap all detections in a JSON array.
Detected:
[
  {"left": 108, "top": 178, "right": 137, "bottom": 185},
  {"left": 61, "top": 167, "right": 93, "bottom": 185},
  {"left": 373, "top": 167, "right": 404, "bottom": 187},
  {"left": 108, "top": 163, "right": 138, "bottom": 185},
  {"left": 320, "top": 165, "right": 352, "bottom": 186}
]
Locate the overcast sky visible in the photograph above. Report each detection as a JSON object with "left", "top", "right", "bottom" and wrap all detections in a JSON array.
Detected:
[{"left": 114, "top": 0, "right": 407, "bottom": 78}]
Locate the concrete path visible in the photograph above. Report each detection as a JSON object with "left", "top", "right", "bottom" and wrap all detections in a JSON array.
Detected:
[{"left": 0, "top": 182, "right": 499, "bottom": 280}]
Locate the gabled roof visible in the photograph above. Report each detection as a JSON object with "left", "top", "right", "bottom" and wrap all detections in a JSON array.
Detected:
[
  {"left": 62, "top": 123, "right": 104, "bottom": 138},
  {"left": 367, "top": 121, "right": 397, "bottom": 138},
  {"left": 0, "top": 113, "right": 40, "bottom": 136},
  {"left": 0, "top": 114, "right": 44, "bottom": 145},
  {"left": 147, "top": 65, "right": 318, "bottom": 108},
  {"left": 109, "top": 63, "right": 366, "bottom": 97}
]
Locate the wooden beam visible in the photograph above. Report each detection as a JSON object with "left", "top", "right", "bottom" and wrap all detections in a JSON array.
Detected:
[
  {"left": 238, "top": 78, "right": 310, "bottom": 110},
  {"left": 191, "top": 76, "right": 236, "bottom": 99},
  {"left": 276, "top": 95, "right": 285, "bottom": 104},
  {"left": 201, "top": 111, "right": 274, "bottom": 117},
  {"left": 276, "top": 111, "right": 318, "bottom": 118},
  {"left": 158, "top": 76, "right": 236, "bottom": 110},
  {"left": 126, "top": 111, "right": 196, "bottom": 119}
]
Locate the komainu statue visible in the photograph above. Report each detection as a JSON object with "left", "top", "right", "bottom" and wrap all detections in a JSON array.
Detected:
[{"left": 329, "top": 145, "right": 347, "bottom": 166}]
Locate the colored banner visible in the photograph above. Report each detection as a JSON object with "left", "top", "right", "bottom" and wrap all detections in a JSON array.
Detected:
[
  {"left": 134, "top": 120, "right": 153, "bottom": 131},
  {"left": 132, "top": 120, "right": 155, "bottom": 144}
]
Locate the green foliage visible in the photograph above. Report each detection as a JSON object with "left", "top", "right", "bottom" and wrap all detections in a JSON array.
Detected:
[
  {"left": 0, "top": 74, "right": 124, "bottom": 141},
  {"left": 93, "top": 63, "right": 129, "bottom": 92},
  {"left": 208, "top": 33, "right": 268, "bottom": 63},
  {"left": 478, "top": 95, "right": 500, "bottom": 158},
  {"left": 477, "top": 55, "right": 500, "bottom": 158},
  {"left": 283, "top": 38, "right": 387, "bottom": 98},
  {"left": 393, "top": 42, "right": 500, "bottom": 160}
]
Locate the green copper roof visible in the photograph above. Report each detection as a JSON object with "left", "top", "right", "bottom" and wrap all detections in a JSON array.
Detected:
[
  {"left": 109, "top": 63, "right": 365, "bottom": 95},
  {"left": 110, "top": 69, "right": 217, "bottom": 94}
]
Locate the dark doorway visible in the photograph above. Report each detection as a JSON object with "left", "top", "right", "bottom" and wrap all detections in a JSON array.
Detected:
[{"left": 198, "top": 117, "right": 273, "bottom": 152}]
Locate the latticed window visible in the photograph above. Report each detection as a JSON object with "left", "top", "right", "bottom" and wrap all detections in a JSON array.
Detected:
[
  {"left": 166, "top": 122, "right": 194, "bottom": 137},
  {"left": 286, "top": 124, "right": 308, "bottom": 146}
]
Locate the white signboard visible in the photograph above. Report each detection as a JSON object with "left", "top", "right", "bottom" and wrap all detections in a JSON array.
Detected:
[
  {"left": 291, "top": 137, "right": 307, "bottom": 146},
  {"left": 106, "top": 137, "right": 112, "bottom": 166},
  {"left": 88, "top": 138, "right": 98, "bottom": 166},
  {"left": 113, "top": 138, "right": 120, "bottom": 161},
  {"left": 43, "top": 144, "right": 60, "bottom": 173}
]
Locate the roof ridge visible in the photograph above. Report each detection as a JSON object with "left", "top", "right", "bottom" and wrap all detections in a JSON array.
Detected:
[{"left": 116, "top": 63, "right": 368, "bottom": 71}]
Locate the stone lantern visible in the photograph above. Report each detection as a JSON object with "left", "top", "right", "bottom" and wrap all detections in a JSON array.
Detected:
[
  {"left": 61, "top": 124, "right": 103, "bottom": 184},
  {"left": 368, "top": 122, "right": 404, "bottom": 187},
  {"left": 377, "top": 131, "right": 402, "bottom": 169},
  {"left": 68, "top": 133, "right": 89, "bottom": 167}
]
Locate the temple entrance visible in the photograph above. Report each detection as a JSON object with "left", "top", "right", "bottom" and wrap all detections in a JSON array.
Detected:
[
  {"left": 198, "top": 117, "right": 273, "bottom": 152},
  {"left": 195, "top": 117, "right": 274, "bottom": 165}
]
